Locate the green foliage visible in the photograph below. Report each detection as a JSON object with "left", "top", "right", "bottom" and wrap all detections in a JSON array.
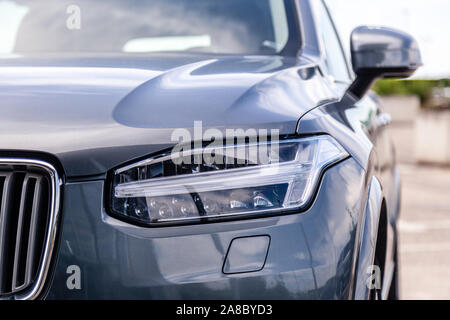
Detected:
[{"left": 373, "top": 79, "right": 450, "bottom": 103}]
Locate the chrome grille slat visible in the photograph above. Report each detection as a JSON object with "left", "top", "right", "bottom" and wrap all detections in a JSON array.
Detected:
[
  {"left": 0, "top": 173, "right": 24, "bottom": 294},
  {"left": 0, "top": 160, "right": 60, "bottom": 300},
  {"left": 25, "top": 177, "right": 48, "bottom": 286},
  {"left": 0, "top": 173, "right": 11, "bottom": 293},
  {"left": 12, "top": 176, "right": 38, "bottom": 291}
]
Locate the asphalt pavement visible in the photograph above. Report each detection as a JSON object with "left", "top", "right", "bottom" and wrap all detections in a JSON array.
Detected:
[{"left": 389, "top": 123, "right": 450, "bottom": 299}]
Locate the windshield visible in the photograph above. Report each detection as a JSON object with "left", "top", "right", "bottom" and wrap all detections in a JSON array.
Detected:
[{"left": 0, "top": 0, "right": 299, "bottom": 55}]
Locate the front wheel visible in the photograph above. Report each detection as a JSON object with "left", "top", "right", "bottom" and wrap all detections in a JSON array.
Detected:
[
  {"left": 369, "top": 254, "right": 383, "bottom": 300},
  {"left": 388, "top": 236, "right": 400, "bottom": 300}
]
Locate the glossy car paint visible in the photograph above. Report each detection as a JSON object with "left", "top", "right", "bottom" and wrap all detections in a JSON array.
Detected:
[
  {"left": 0, "top": 55, "right": 334, "bottom": 177},
  {"left": 0, "top": 0, "right": 402, "bottom": 299},
  {"left": 45, "top": 158, "right": 364, "bottom": 299}
]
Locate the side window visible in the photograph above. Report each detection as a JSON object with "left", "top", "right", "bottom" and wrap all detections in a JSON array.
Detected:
[{"left": 312, "top": 0, "right": 351, "bottom": 83}]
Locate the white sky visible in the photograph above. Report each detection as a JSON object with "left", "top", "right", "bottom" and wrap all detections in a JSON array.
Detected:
[{"left": 325, "top": 0, "right": 450, "bottom": 79}]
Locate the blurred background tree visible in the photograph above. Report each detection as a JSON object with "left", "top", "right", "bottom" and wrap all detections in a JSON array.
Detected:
[{"left": 373, "top": 79, "right": 450, "bottom": 108}]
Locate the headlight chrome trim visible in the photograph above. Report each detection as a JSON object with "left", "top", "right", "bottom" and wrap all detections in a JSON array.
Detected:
[{"left": 107, "top": 135, "right": 349, "bottom": 227}]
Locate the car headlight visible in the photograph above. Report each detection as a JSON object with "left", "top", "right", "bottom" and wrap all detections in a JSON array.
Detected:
[{"left": 109, "top": 135, "right": 348, "bottom": 226}]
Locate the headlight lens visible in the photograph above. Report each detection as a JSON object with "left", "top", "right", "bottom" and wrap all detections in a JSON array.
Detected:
[{"left": 110, "top": 135, "right": 348, "bottom": 226}]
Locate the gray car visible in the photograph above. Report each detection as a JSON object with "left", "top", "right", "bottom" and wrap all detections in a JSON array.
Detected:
[{"left": 0, "top": 0, "right": 421, "bottom": 300}]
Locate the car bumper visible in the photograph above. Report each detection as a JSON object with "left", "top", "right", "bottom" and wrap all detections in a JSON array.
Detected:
[{"left": 44, "top": 158, "right": 366, "bottom": 299}]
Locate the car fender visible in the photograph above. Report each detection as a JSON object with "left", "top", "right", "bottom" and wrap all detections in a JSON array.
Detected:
[{"left": 353, "top": 176, "right": 383, "bottom": 300}]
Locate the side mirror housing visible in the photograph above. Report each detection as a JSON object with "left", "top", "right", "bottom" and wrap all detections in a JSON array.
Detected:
[{"left": 347, "top": 26, "right": 422, "bottom": 99}]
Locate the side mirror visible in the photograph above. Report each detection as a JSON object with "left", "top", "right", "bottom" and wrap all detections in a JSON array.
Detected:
[{"left": 347, "top": 26, "right": 422, "bottom": 100}]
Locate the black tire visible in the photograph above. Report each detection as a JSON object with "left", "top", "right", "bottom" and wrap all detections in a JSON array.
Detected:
[
  {"left": 370, "top": 208, "right": 387, "bottom": 300},
  {"left": 369, "top": 254, "right": 383, "bottom": 300},
  {"left": 388, "top": 234, "right": 400, "bottom": 300}
]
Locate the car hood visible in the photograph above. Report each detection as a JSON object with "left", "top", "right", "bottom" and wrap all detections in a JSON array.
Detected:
[{"left": 0, "top": 53, "right": 334, "bottom": 177}]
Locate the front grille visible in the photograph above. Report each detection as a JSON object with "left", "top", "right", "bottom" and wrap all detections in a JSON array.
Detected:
[{"left": 0, "top": 159, "right": 60, "bottom": 300}]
